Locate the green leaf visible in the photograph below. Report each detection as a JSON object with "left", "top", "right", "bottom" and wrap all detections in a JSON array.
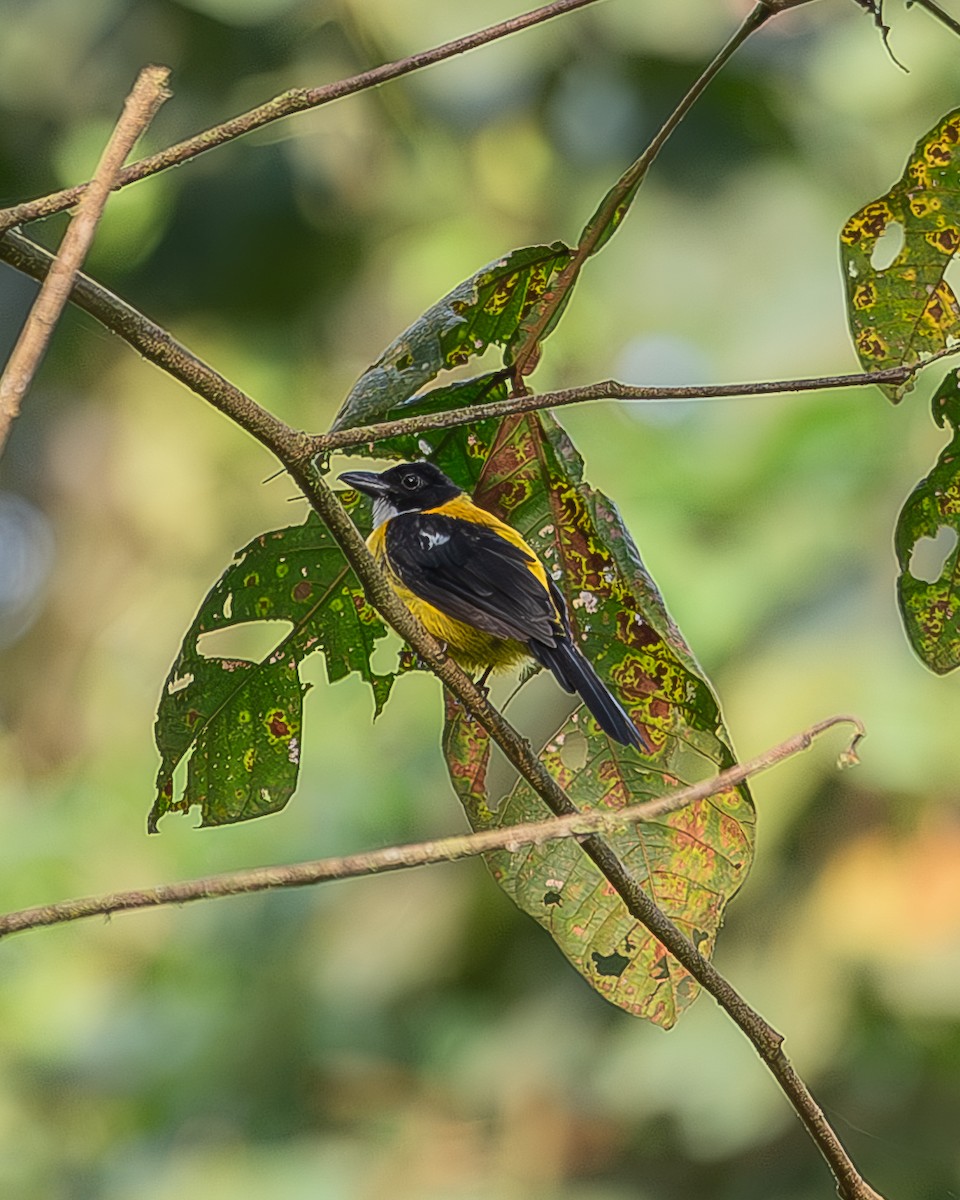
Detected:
[
  {"left": 150, "top": 501, "right": 392, "bottom": 830},
  {"left": 442, "top": 413, "right": 754, "bottom": 1026},
  {"left": 330, "top": 243, "right": 572, "bottom": 432},
  {"left": 895, "top": 370, "right": 960, "bottom": 673},
  {"left": 841, "top": 108, "right": 960, "bottom": 401}
]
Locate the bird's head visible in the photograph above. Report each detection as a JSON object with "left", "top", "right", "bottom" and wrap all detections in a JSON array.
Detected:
[{"left": 339, "top": 461, "right": 462, "bottom": 525}]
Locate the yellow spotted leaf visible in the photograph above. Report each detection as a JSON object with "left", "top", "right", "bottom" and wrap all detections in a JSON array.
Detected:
[
  {"left": 442, "top": 413, "right": 754, "bottom": 1027},
  {"left": 896, "top": 370, "right": 960, "bottom": 672},
  {"left": 841, "top": 109, "right": 960, "bottom": 400}
]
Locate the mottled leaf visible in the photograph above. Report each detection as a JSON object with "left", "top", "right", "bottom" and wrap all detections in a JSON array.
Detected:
[
  {"left": 331, "top": 243, "right": 572, "bottom": 432},
  {"left": 895, "top": 370, "right": 960, "bottom": 672},
  {"left": 442, "top": 414, "right": 754, "bottom": 1026},
  {"left": 151, "top": 501, "right": 391, "bottom": 830},
  {"left": 841, "top": 108, "right": 960, "bottom": 400}
]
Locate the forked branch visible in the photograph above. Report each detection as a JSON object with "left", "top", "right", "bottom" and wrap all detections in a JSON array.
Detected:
[
  {"left": 0, "top": 0, "right": 603, "bottom": 237},
  {"left": 0, "top": 3, "right": 894, "bottom": 1195}
]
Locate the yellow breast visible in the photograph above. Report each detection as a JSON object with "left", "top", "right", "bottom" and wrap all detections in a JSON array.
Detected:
[{"left": 365, "top": 500, "right": 548, "bottom": 673}]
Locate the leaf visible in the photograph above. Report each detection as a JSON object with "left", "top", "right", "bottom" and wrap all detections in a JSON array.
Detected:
[
  {"left": 442, "top": 414, "right": 754, "bottom": 1026},
  {"left": 330, "top": 243, "right": 572, "bottom": 432},
  {"left": 895, "top": 369, "right": 960, "bottom": 673},
  {"left": 150, "top": 501, "right": 392, "bottom": 830},
  {"left": 841, "top": 108, "right": 960, "bottom": 401}
]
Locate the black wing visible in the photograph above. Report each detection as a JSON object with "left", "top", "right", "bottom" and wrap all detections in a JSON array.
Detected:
[{"left": 384, "top": 513, "right": 561, "bottom": 645}]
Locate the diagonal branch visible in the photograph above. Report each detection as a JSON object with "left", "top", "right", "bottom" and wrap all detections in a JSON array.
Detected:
[
  {"left": 907, "top": 0, "right": 960, "bottom": 38},
  {"left": 0, "top": 65, "right": 170, "bottom": 453},
  {"left": 0, "top": 713, "right": 862, "bottom": 936},
  {"left": 0, "top": 227, "right": 884, "bottom": 1200},
  {"left": 0, "top": 0, "right": 602, "bottom": 237},
  {"left": 0, "top": 230, "right": 305, "bottom": 463}
]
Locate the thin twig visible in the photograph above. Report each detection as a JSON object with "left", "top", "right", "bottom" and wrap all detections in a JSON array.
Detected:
[
  {"left": 0, "top": 0, "right": 602, "bottom": 237},
  {"left": 0, "top": 231, "right": 943, "bottom": 473},
  {"left": 313, "top": 360, "right": 949, "bottom": 455},
  {"left": 907, "top": 0, "right": 960, "bottom": 37},
  {"left": 0, "top": 66, "right": 170, "bottom": 452},
  {"left": 509, "top": 2, "right": 773, "bottom": 375},
  {"left": 0, "top": 714, "right": 862, "bottom": 937}
]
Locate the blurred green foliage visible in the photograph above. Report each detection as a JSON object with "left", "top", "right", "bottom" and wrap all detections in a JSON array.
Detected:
[{"left": 2, "top": 1, "right": 960, "bottom": 1197}]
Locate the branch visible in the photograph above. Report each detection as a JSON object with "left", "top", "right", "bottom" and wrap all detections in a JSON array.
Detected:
[
  {"left": 907, "top": 0, "right": 960, "bottom": 38},
  {"left": 1, "top": 230, "right": 946, "bottom": 473},
  {"left": 0, "top": 65, "right": 170, "bottom": 452},
  {"left": 0, "top": 230, "right": 305, "bottom": 463},
  {"left": 0, "top": 714, "right": 861, "bottom": 933},
  {"left": 0, "top": 0, "right": 602, "bottom": 237},
  {"left": 312, "top": 360, "right": 949, "bottom": 456}
]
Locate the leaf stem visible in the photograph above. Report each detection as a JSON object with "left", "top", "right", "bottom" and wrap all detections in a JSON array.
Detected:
[{"left": 509, "top": 2, "right": 774, "bottom": 373}]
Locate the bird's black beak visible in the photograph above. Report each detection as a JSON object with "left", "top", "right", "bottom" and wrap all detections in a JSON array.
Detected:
[{"left": 339, "top": 470, "right": 391, "bottom": 498}]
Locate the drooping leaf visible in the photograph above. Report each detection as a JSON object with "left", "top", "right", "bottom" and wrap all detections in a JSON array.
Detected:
[
  {"left": 442, "top": 414, "right": 754, "bottom": 1026},
  {"left": 841, "top": 108, "right": 960, "bottom": 400},
  {"left": 330, "top": 243, "right": 572, "bottom": 432},
  {"left": 895, "top": 369, "right": 960, "bottom": 673},
  {"left": 150, "top": 500, "right": 391, "bottom": 830}
]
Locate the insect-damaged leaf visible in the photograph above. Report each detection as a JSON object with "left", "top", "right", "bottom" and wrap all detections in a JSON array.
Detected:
[
  {"left": 442, "top": 414, "right": 754, "bottom": 1027},
  {"left": 150, "top": 501, "right": 392, "bottom": 830},
  {"left": 895, "top": 369, "right": 960, "bottom": 673},
  {"left": 330, "top": 243, "right": 572, "bottom": 432},
  {"left": 841, "top": 108, "right": 960, "bottom": 400}
]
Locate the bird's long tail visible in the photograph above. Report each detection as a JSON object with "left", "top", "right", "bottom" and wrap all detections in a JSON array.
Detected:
[{"left": 529, "top": 637, "right": 650, "bottom": 752}]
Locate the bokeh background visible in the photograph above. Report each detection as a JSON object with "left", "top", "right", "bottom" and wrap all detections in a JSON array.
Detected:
[{"left": 2, "top": 0, "right": 959, "bottom": 1196}]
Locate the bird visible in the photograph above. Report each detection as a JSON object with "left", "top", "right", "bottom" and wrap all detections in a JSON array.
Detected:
[{"left": 339, "top": 461, "right": 650, "bottom": 751}]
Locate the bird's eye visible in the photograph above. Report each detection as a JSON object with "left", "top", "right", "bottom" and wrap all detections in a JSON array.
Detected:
[{"left": 401, "top": 473, "right": 421, "bottom": 490}]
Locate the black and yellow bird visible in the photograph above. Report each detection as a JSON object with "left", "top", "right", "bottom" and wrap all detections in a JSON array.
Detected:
[{"left": 339, "top": 461, "right": 650, "bottom": 751}]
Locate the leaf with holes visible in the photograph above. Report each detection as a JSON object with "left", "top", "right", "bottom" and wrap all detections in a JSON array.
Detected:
[
  {"left": 841, "top": 108, "right": 960, "bottom": 401},
  {"left": 896, "top": 369, "right": 960, "bottom": 672},
  {"left": 442, "top": 413, "right": 754, "bottom": 1026},
  {"left": 150, "top": 500, "right": 391, "bottom": 830},
  {"left": 330, "top": 243, "right": 572, "bottom": 432}
]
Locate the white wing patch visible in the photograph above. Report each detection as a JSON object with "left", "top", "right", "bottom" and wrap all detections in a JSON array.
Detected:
[{"left": 419, "top": 528, "right": 450, "bottom": 551}]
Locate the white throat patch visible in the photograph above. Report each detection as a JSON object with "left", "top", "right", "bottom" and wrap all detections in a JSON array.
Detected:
[{"left": 371, "top": 496, "right": 400, "bottom": 530}]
